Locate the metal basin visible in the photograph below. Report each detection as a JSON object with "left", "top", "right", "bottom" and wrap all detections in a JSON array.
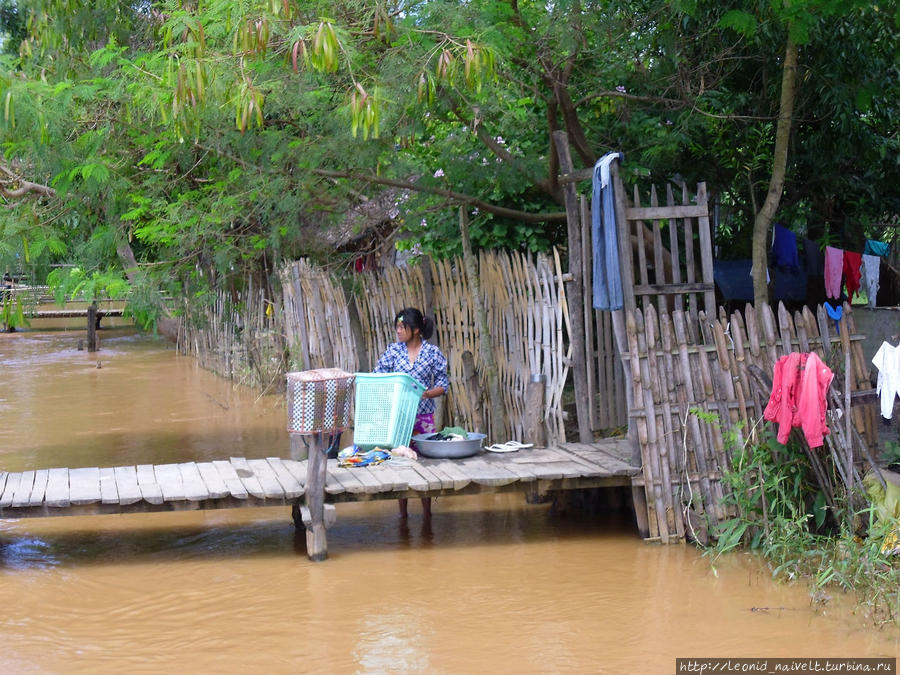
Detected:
[{"left": 412, "top": 432, "right": 486, "bottom": 459}]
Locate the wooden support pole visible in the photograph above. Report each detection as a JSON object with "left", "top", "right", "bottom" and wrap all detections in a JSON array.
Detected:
[
  {"left": 87, "top": 302, "right": 98, "bottom": 352},
  {"left": 460, "top": 207, "right": 505, "bottom": 442},
  {"left": 840, "top": 313, "right": 853, "bottom": 484},
  {"left": 304, "top": 432, "right": 328, "bottom": 561},
  {"left": 609, "top": 160, "right": 639, "bottom": 462},
  {"left": 290, "top": 434, "right": 307, "bottom": 461},
  {"left": 631, "top": 482, "right": 650, "bottom": 538},
  {"left": 461, "top": 350, "right": 486, "bottom": 434},
  {"left": 290, "top": 264, "right": 311, "bottom": 370},
  {"left": 422, "top": 256, "right": 437, "bottom": 347},
  {"left": 524, "top": 374, "right": 546, "bottom": 448},
  {"left": 552, "top": 131, "right": 592, "bottom": 444}
]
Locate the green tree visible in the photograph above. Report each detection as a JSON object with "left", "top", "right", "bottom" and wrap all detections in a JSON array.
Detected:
[{"left": 0, "top": 0, "right": 896, "bottom": 315}]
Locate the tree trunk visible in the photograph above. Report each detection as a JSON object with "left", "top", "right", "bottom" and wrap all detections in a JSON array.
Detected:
[
  {"left": 752, "top": 36, "right": 799, "bottom": 304},
  {"left": 117, "top": 235, "right": 181, "bottom": 340}
]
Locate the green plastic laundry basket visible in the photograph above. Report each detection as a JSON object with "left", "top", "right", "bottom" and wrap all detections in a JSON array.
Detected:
[{"left": 353, "top": 373, "right": 425, "bottom": 449}]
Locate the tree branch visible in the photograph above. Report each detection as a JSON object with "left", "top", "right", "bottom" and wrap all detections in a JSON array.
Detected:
[
  {"left": 194, "top": 138, "right": 565, "bottom": 222},
  {"left": 450, "top": 104, "right": 563, "bottom": 204},
  {"left": 577, "top": 89, "right": 685, "bottom": 109},
  {"left": 0, "top": 163, "right": 57, "bottom": 199},
  {"left": 538, "top": 52, "right": 594, "bottom": 168},
  {"left": 0, "top": 180, "right": 57, "bottom": 199},
  {"left": 312, "top": 169, "right": 566, "bottom": 223}
]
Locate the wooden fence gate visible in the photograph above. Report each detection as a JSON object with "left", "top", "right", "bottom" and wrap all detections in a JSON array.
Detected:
[
  {"left": 574, "top": 159, "right": 717, "bottom": 436},
  {"left": 567, "top": 152, "right": 881, "bottom": 542},
  {"left": 612, "top": 172, "right": 716, "bottom": 324}
]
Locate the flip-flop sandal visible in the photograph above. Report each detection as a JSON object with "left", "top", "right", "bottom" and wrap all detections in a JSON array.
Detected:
[
  {"left": 484, "top": 444, "right": 517, "bottom": 453},
  {"left": 503, "top": 441, "right": 533, "bottom": 449}
]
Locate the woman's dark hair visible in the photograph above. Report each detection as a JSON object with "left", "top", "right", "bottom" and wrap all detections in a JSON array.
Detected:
[{"left": 395, "top": 307, "right": 434, "bottom": 340}]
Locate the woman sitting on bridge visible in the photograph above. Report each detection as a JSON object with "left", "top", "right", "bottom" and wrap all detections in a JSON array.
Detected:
[{"left": 374, "top": 307, "right": 449, "bottom": 519}]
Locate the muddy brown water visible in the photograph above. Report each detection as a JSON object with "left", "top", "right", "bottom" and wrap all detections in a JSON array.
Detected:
[{"left": 1, "top": 324, "right": 897, "bottom": 672}]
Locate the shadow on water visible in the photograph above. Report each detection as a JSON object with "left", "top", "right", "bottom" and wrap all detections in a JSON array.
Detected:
[{"left": 0, "top": 494, "right": 639, "bottom": 569}]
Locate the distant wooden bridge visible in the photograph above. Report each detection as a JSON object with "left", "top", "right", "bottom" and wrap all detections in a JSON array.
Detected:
[
  {"left": 0, "top": 440, "right": 638, "bottom": 559},
  {"left": 26, "top": 308, "right": 124, "bottom": 319}
]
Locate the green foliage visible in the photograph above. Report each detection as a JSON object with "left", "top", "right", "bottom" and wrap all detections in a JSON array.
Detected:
[
  {"left": 882, "top": 441, "right": 900, "bottom": 468},
  {"left": 47, "top": 266, "right": 129, "bottom": 304},
  {"left": 0, "top": 0, "right": 896, "bottom": 317},
  {"left": 1, "top": 292, "right": 28, "bottom": 330},
  {"left": 718, "top": 10, "right": 757, "bottom": 37}
]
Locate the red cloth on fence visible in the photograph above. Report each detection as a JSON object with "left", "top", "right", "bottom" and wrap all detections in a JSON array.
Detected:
[
  {"left": 763, "top": 352, "right": 834, "bottom": 448},
  {"left": 842, "top": 250, "right": 863, "bottom": 300}
]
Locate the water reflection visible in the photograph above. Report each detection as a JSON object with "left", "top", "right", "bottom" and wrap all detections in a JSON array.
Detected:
[{"left": 0, "top": 329, "right": 897, "bottom": 672}]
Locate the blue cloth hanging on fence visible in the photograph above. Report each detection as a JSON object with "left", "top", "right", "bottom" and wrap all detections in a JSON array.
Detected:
[
  {"left": 772, "top": 224, "right": 800, "bottom": 270},
  {"left": 864, "top": 239, "right": 890, "bottom": 257},
  {"left": 824, "top": 301, "right": 843, "bottom": 333},
  {"left": 591, "top": 152, "right": 625, "bottom": 311}
]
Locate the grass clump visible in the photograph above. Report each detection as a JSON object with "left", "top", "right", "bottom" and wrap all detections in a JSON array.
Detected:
[{"left": 704, "top": 424, "right": 900, "bottom": 626}]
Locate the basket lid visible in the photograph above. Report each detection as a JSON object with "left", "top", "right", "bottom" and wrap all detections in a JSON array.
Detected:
[{"left": 286, "top": 368, "right": 354, "bottom": 382}]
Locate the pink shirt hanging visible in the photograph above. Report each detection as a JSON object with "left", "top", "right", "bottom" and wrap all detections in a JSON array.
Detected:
[
  {"left": 764, "top": 352, "right": 834, "bottom": 448},
  {"left": 824, "top": 246, "right": 843, "bottom": 299}
]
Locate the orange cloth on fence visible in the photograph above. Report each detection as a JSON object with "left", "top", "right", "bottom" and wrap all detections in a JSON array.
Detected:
[{"left": 763, "top": 352, "right": 834, "bottom": 448}]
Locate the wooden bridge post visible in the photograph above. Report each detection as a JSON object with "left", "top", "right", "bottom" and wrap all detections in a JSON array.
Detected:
[
  {"left": 524, "top": 374, "right": 546, "bottom": 448},
  {"left": 290, "top": 434, "right": 308, "bottom": 460},
  {"left": 87, "top": 302, "right": 99, "bottom": 352},
  {"left": 304, "top": 431, "right": 329, "bottom": 561},
  {"left": 553, "top": 131, "right": 592, "bottom": 444}
]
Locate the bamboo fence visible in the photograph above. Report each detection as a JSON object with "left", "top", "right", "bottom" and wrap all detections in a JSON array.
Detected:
[
  {"left": 176, "top": 281, "right": 285, "bottom": 392},
  {"left": 280, "top": 259, "right": 359, "bottom": 373},
  {"left": 626, "top": 299, "right": 880, "bottom": 543},
  {"left": 353, "top": 250, "right": 572, "bottom": 444}
]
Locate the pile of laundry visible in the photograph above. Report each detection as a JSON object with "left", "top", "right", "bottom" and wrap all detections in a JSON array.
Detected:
[
  {"left": 337, "top": 447, "right": 391, "bottom": 467},
  {"left": 422, "top": 425, "right": 469, "bottom": 441},
  {"left": 822, "top": 238, "right": 889, "bottom": 306},
  {"left": 336, "top": 446, "right": 419, "bottom": 467}
]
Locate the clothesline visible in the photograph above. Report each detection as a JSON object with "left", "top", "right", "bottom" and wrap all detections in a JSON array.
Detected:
[{"left": 771, "top": 229, "right": 890, "bottom": 308}]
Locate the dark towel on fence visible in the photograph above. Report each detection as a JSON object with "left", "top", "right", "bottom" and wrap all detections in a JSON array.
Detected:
[
  {"left": 803, "top": 238, "right": 824, "bottom": 276},
  {"left": 591, "top": 152, "right": 625, "bottom": 310},
  {"left": 713, "top": 259, "right": 754, "bottom": 301},
  {"left": 773, "top": 266, "right": 807, "bottom": 301}
]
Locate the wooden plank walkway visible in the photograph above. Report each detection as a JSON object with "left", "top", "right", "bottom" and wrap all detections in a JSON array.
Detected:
[
  {"left": 0, "top": 440, "right": 637, "bottom": 519},
  {"left": 26, "top": 308, "right": 124, "bottom": 319}
]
